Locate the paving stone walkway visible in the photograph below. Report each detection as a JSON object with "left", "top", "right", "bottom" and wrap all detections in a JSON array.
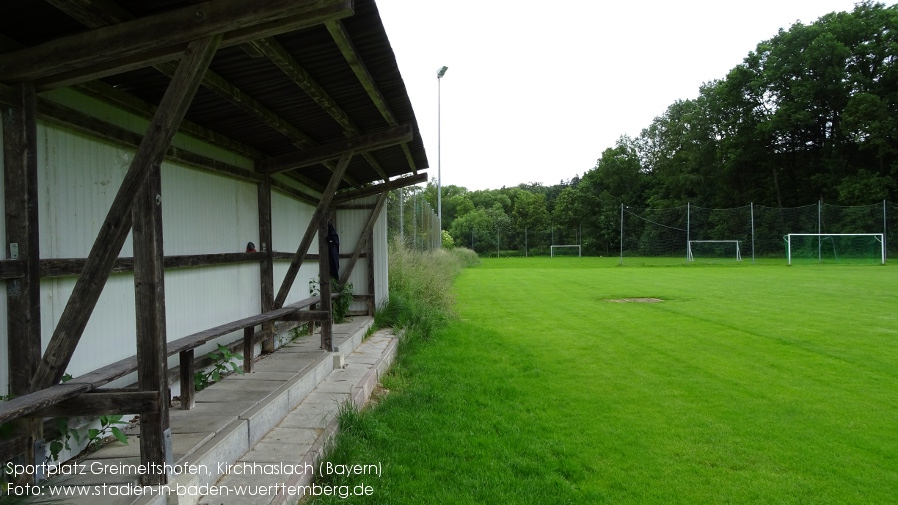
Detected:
[{"left": 36, "top": 318, "right": 397, "bottom": 505}]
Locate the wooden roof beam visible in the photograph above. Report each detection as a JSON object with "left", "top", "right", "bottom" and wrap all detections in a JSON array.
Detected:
[
  {"left": 44, "top": 0, "right": 327, "bottom": 194},
  {"left": 333, "top": 172, "right": 427, "bottom": 204},
  {"left": 0, "top": 0, "right": 354, "bottom": 89},
  {"left": 326, "top": 19, "right": 418, "bottom": 174},
  {"left": 47, "top": 0, "right": 266, "bottom": 162},
  {"left": 154, "top": 61, "right": 361, "bottom": 189},
  {"left": 258, "top": 124, "right": 412, "bottom": 174},
  {"left": 43, "top": 0, "right": 135, "bottom": 27},
  {"left": 249, "top": 36, "right": 389, "bottom": 179},
  {"left": 76, "top": 80, "right": 266, "bottom": 162}
]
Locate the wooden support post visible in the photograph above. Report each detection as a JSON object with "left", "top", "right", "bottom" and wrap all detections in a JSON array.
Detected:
[
  {"left": 339, "top": 192, "right": 387, "bottom": 286},
  {"left": 3, "top": 82, "right": 42, "bottom": 484},
  {"left": 243, "top": 326, "right": 255, "bottom": 373},
  {"left": 179, "top": 350, "right": 195, "bottom": 411},
  {"left": 3, "top": 82, "right": 41, "bottom": 394},
  {"left": 31, "top": 34, "right": 222, "bottom": 392},
  {"left": 319, "top": 209, "right": 333, "bottom": 352},
  {"left": 273, "top": 152, "right": 353, "bottom": 309},
  {"left": 308, "top": 301, "right": 317, "bottom": 335},
  {"left": 258, "top": 175, "right": 276, "bottom": 353},
  {"left": 367, "top": 226, "right": 375, "bottom": 316},
  {"left": 133, "top": 154, "right": 171, "bottom": 486}
]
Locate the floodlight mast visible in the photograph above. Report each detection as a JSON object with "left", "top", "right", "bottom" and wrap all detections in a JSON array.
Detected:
[{"left": 437, "top": 66, "right": 448, "bottom": 247}]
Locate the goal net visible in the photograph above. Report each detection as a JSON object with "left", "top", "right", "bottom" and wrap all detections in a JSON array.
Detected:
[
  {"left": 785, "top": 233, "right": 885, "bottom": 265},
  {"left": 687, "top": 240, "right": 742, "bottom": 262},
  {"left": 550, "top": 245, "right": 581, "bottom": 257}
]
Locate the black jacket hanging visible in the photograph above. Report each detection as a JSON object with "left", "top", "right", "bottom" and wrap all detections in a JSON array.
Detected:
[{"left": 326, "top": 223, "right": 340, "bottom": 280}]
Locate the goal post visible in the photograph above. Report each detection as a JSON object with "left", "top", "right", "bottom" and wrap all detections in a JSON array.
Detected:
[
  {"left": 550, "top": 245, "right": 581, "bottom": 257},
  {"left": 687, "top": 240, "right": 742, "bottom": 262},
  {"left": 785, "top": 233, "right": 885, "bottom": 265}
]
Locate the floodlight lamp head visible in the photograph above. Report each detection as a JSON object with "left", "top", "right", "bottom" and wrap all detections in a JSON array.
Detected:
[{"left": 437, "top": 66, "right": 448, "bottom": 78}]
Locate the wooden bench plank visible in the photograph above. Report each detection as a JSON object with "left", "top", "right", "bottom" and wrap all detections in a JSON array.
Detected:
[
  {"left": 31, "top": 390, "right": 159, "bottom": 418},
  {"left": 0, "top": 384, "right": 90, "bottom": 424},
  {"left": 167, "top": 306, "right": 294, "bottom": 354},
  {"left": 0, "top": 296, "right": 327, "bottom": 422},
  {"left": 67, "top": 356, "right": 138, "bottom": 388}
]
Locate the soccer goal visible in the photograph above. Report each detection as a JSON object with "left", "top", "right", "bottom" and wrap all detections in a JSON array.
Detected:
[
  {"left": 550, "top": 245, "right": 581, "bottom": 257},
  {"left": 687, "top": 240, "right": 742, "bottom": 262},
  {"left": 785, "top": 233, "right": 885, "bottom": 265}
]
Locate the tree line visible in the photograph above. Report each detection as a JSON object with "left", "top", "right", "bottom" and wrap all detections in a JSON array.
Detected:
[{"left": 414, "top": 2, "right": 898, "bottom": 256}]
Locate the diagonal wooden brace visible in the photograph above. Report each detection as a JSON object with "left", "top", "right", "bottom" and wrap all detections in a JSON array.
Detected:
[
  {"left": 273, "top": 151, "right": 353, "bottom": 309},
  {"left": 31, "top": 34, "right": 223, "bottom": 392},
  {"left": 339, "top": 191, "right": 387, "bottom": 286}
]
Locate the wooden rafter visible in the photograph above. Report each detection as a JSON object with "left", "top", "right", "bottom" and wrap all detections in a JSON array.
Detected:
[
  {"left": 0, "top": 0, "right": 353, "bottom": 87},
  {"left": 155, "top": 61, "right": 361, "bottom": 189},
  {"left": 249, "top": 36, "right": 389, "bottom": 179},
  {"left": 333, "top": 172, "right": 427, "bottom": 204},
  {"left": 3, "top": 82, "right": 320, "bottom": 205},
  {"left": 258, "top": 124, "right": 413, "bottom": 174},
  {"left": 326, "top": 19, "right": 418, "bottom": 174},
  {"left": 39, "top": 5, "right": 353, "bottom": 90},
  {"left": 30, "top": 34, "right": 223, "bottom": 391},
  {"left": 43, "top": 0, "right": 135, "bottom": 27},
  {"left": 41, "top": 0, "right": 333, "bottom": 193},
  {"left": 75, "top": 79, "right": 265, "bottom": 161},
  {"left": 36, "top": 95, "right": 256, "bottom": 180}
]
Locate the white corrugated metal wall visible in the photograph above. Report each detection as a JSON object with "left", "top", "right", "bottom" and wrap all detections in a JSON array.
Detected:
[
  {"left": 372, "top": 198, "right": 389, "bottom": 309},
  {"left": 35, "top": 122, "right": 268, "bottom": 386},
  {"left": 334, "top": 196, "right": 388, "bottom": 313},
  {"left": 271, "top": 191, "right": 318, "bottom": 305},
  {"left": 1, "top": 89, "right": 391, "bottom": 398}
]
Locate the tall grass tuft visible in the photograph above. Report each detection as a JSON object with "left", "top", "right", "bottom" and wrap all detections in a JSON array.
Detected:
[{"left": 374, "top": 241, "right": 477, "bottom": 345}]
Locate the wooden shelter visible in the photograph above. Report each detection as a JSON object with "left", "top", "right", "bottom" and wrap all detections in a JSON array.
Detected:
[{"left": 0, "top": 0, "right": 427, "bottom": 485}]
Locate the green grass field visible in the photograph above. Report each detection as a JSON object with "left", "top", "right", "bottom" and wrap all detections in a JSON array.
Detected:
[{"left": 313, "top": 258, "right": 898, "bottom": 504}]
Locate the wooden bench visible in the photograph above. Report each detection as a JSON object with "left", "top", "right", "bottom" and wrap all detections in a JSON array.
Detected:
[
  {"left": 0, "top": 296, "right": 330, "bottom": 425},
  {"left": 172, "top": 296, "right": 329, "bottom": 409}
]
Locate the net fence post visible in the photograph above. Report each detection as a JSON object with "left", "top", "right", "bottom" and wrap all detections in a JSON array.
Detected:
[
  {"left": 619, "top": 203, "right": 624, "bottom": 266},
  {"left": 749, "top": 202, "right": 755, "bottom": 265},
  {"left": 686, "top": 202, "right": 691, "bottom": 263},
  {"left": 818, "top": 200, "right": 822, "bottom": 263}
]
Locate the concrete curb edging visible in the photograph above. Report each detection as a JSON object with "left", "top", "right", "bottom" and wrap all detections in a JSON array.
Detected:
[{"left": 273, "top": 332, "right": 398, "bottom": 505}]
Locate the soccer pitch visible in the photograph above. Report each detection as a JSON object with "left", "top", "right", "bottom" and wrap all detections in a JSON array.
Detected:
[
  {"left": 456, "top": 257, "right": 898, "bottom": 503},
  {"left": 311, "top": 257, "right": 898, "bottom": 504}
]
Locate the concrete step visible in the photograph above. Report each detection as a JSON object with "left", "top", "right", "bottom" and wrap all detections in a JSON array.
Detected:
[
  {"left": 37, "top": 318, "right": 377, "bottom": 505},
  {"left": 195, "top": 329, "right": 398, "bottom": 505}
]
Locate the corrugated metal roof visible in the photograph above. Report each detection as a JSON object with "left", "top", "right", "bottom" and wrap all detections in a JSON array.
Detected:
[{"left": 0, "top": 0, "right": 428, "bottom": 192}]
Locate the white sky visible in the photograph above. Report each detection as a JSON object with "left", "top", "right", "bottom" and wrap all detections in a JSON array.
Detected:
[{"left": 376, "top": 0, "right": 864, "bottom": 190}]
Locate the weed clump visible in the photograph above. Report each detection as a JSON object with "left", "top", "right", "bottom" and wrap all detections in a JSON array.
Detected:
[{"left": 375, "top": 241, "right": 477, "bottom": 344}]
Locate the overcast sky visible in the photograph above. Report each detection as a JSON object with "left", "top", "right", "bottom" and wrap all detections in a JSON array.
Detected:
[{"left": 376, "top": 0, "right": 864, "bottom": 191}]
